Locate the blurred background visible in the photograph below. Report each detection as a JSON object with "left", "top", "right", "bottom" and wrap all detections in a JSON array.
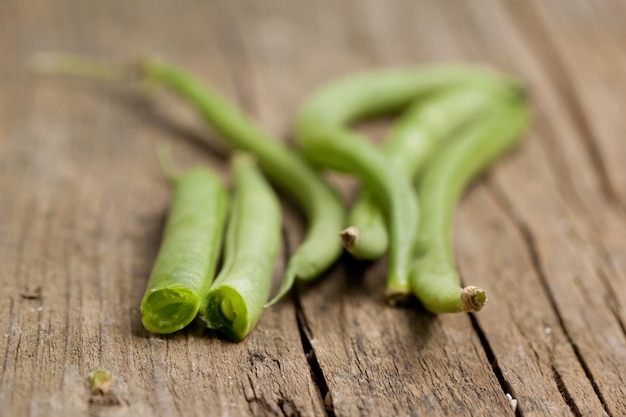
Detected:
[{"left": 1, "top": 1, "right": 625, "bottom": 416}]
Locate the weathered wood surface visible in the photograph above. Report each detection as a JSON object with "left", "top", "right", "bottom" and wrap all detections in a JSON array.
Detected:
[{"left": 1, "top": 0, "right": 624, "bottom": 416}]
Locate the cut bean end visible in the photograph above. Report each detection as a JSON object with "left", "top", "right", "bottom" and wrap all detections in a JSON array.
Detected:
[
  {"left": 461, "top": 286, "right": 487, "bottom": 312},
  {"left": 203, "top": 286, "right": 250, "bottom": 341},
  {"left": 385, "top": 287, "right": 413, "bottom": 307},
  {"left": 339, "top": 226, "right": 359, "bottom": 250},
  {"left": 141, "top": 287, "right": 200, "bottom": 334}
]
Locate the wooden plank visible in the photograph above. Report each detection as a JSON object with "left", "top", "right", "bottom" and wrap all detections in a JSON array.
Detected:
[
  {"left": 2, "top": 0, "right": 626, "bottom": 416},
  {"left": 525, "top": 0, "right": 626, "bottom": 207},
  {"left": 520, "top": 0, "right": 626, "bottom": 322},
  {"left": 0, "top": 0, "right": 326, "bottom": 416},
  {"left": 294, "top": 0, "right": 614, "bottom": 414},
  {"left": 447, "top": 0, "right": 626, "bottom": 415}
]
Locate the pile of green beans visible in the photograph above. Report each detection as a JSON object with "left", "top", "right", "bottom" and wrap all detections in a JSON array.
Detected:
[
  {"left": 296, "top": 66, "right": 528, "bottom": 308},
  {"left": 341, "top": 84, "right": 519, "bottom": 260},
  {"left": 35, "top": 53, "right": 530, "bottom": 338}
]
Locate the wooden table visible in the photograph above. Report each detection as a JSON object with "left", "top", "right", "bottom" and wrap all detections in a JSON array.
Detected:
[{"left": 1, "top": 0, "right": 625, "bottom": 416}]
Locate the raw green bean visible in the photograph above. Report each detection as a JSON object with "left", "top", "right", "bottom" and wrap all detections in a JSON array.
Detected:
[
  {"left": 296, "top": 66, "right": 522, "bottom": 303},
  {"left": 297, "top": 65, "right": 523, "bottom": 130},
  {"left": 411, "top": 103, "right": 530, "bottom": 313},
  {"left": 141, "top": 168, "right": 229, "bottom": 333},
  {"left": 32, "top": 53, "right": 346, "bottom": 305},
  {"left": 343, "top": 84, "right": 522, "bottom": 260},
  {"left": 202, "top": 153, "right": 281, "bottom": 341}
]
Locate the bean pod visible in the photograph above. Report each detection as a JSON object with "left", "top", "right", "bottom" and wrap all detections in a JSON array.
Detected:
[
  {"left": 141, "top": 168, "right": 229, "bottom": 333},
  {"left": 202, "top": 154, "right": 282, "bottom": 341},
  {"left": 411, "top": 103, "right": 530, "bottom": 313}
]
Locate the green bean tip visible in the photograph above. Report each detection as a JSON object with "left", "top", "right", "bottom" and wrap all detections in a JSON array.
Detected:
[
  {"left": 88, "top": 369, "right": 113, "bottom": 395},
  {"left": 203, "top": 286, "right": 250, "bottom": 341},
  {"left": 385, "top": 288, "right": 413, "bottom": 307},
  {"left": 461, "top": 286, "right": 487, "bottom": 312},
  {"left": 339, "top": 226, "right": 359, "bottom": 251},
  {"left": 140, "top": 286, "right": 200, "bottom": 334}
]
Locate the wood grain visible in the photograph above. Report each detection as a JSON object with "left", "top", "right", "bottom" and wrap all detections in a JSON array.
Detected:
[{"left": 0, "top": 0, "right": 624, "bottom": 416}]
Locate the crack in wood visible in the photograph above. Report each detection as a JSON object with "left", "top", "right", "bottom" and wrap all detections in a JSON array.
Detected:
[
  {"left": 586, "top": 251, "right": 623, "bottom": 314},
  {"left": 269, "top": 224, "right": 332, "bottom": 416},
  {"left": 551, "top": 365, "right": 582, "bottom": 417},
  {"left": 294, "top": 300, "right": 335, "bottom": 417},
  {"left": 20, "top": 286, "right": 42, "bottom": 300},
  {"left": 1, "top": 297, "right": 15, "bottom": 384},
  {"left": 468, "top": 314, "right": 522, "bottom": 417},
  {"left": 88, "top": 392, "right": 129, "bottom": 417},
  {"left": 485, "top": 182, "right": 615, "bottom": 417},
  {"left": 610, "top": 306, "right": 626, "bottom": 342},
  {"left": 243, "top": 364, "right": 300, "bottom": 417},
  {"left": 244, "top": 373, "right": 279, "bottom": 416}
]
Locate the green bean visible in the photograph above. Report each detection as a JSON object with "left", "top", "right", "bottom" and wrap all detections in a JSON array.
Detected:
[
  {"left": 297, "top": 65, "right": 523, "bottom": 129},
  {"left": 202, "top": 154, "right": 281, "bottom": 341},
  {"left": 343, "top": 84, "right": 522, "bottom": 260},
  {"left": 141, "top": 168, "right": 229, "bottom": 334},
  {"left": 296, "top": 115, "right": 418, "bottom": 303},
  {"left": 411, "top": 103, "right": 530, "bottom": 313},
  {"left": 296, "top": 66, "right": 521, "bottom": 303},
  {"left": 32, "top": 53, "right": 346, "bottom": 305}
]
